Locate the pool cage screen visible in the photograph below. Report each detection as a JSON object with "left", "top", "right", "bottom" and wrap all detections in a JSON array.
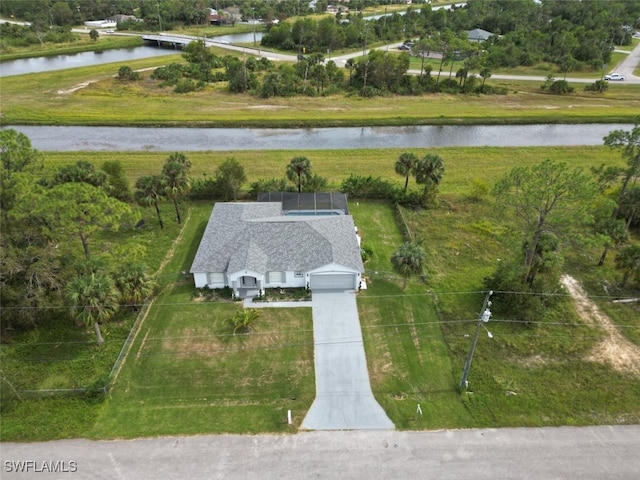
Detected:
[{"left": 257, "top": 192, "right": 349, "bottom": 215}]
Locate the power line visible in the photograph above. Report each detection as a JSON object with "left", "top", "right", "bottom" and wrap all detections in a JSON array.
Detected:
[
  {"left": 4, "top": 315, "right": 640, "bottom": 349},
  {"left": 4, "top": 287, "right": 640, "bottom": 310}
]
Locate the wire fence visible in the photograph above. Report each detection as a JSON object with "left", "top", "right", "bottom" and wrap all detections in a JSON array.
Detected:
[{"left": 5, "top": 299, "right": 153, "bottom": 400}]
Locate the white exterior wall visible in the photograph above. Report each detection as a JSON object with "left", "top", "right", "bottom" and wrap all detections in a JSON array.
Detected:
[
  {"left": 195, "top": 265, "right": 359, "bottom": 290},
  {"left": 263, "top": 271, "right": 306, "bottom": 288},
  {"left": 193, "top": 272, "right": 208, "bottom": 288},
  {"left": 228, "top": 270, "right": 264, "bottom": 288}
]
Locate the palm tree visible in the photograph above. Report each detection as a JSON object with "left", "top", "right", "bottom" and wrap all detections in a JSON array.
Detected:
[
  {"left": 414, "top": 154, "right": 445, "bottom": 205},
  {"left": 391, "top": 242, "right": 425, "bottom": 289},
  {"left": 66, "top": 272, "right": 121, "bottom": 346},
  {"left": 414, "top": 154, "right": 445, "bottom": 191},
  {"left": 614, "top": 244, "right": 640, "bottom": 287},
  {"left": 114, "top": 264, "right": 156, "bottom": 311},
  {"left": 286, "top": 156, "right": 312, "bottom": 193},
  {"left": 162, "top": 152, "right": 191, "bottom": 225},
  {"left": 230, "top": 307, "right": 261, "bottom": 334},
  {"left": 480, "top": 67, "right": 492, "bottom": 88},
  {"left": 395, "top": 152, "right": 419, "bottom": 193},
  {"left": 345, "top": 58, "right": 355, "bottom": 84},
  {"left": 135, "top": 175, "right": 166, "bottom": 229}
]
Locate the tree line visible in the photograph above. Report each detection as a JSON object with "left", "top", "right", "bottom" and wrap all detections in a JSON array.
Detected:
[
  {"left": 0, "top": 130, "right": 196, "bottom": 345},
  {"left": 136, "top": 39, "right": 506, "bottom": 99},
  {"left": 261, "top": 0, "right": 640, "bottom": 76},
  {"left": 364, "top": 122, "right": 640, "bottom": 315}
]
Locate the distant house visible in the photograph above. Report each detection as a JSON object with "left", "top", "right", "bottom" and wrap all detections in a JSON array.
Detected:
[
  {"left": 466, "top": 28, "right": 494, "bottom": 43},
  {"left": 190, "top": 194, "right": 363, "bottom": 296},
  {"left": 84, "top": 20, "right": 117, "bottom": 29},
  {"left": 327, "top": 5, "right": 350, "bottom": 14},
  {"left": 109, "top": 14, "right": 140, "bottom": 24}
]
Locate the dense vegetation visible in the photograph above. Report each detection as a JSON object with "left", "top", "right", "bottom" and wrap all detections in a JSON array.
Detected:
[
  {"left": 3, "top": 0, "right": 639, "bottom": 76},
  {"left": 143, "top": 38, "right": 506, "bottom": 98},
  {"left": 262, "top": 0, "right": 640, "bottom": 74}
]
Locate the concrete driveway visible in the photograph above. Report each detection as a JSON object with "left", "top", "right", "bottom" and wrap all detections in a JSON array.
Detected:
[{"left": 301, "top": 290, "right": 394, "bottom": 430}]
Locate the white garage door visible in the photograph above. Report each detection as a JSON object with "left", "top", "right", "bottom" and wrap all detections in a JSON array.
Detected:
[{"left": 310, "top": 273, "right": 355, "bottom": 290}]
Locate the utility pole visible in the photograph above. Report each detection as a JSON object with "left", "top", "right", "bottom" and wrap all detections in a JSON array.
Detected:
[
  {"left": 156, "top": 3, "right": 162, "bottom": 32},
  {"left": 459, "top": 290, "right": 493, "bottom": 390},
  {"left": 362, "top": 22, "right": 369, "bottom": 57}
]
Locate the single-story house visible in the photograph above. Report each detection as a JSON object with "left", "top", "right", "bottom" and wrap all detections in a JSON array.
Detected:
[
  {"left": 190, "top": 199, "right": 363, "bottom": 296},
  {"left": 84, "top": 20, "right": 117, "bottom": 29},
  {"left": 466, "top": 28, "right": 494, "bottom": 43}
]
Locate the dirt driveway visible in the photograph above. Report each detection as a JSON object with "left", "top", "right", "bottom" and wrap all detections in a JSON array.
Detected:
[{"left": 561, "top": 275, "right": 640, "bottom": 375}]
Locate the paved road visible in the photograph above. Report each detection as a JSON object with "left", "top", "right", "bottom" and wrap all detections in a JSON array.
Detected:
[
  {"left": 2, "top": 426, "right": 639, "bottom": 479},
  {"left": 301, "top": 291, "right": 393, "bottom": 430}
]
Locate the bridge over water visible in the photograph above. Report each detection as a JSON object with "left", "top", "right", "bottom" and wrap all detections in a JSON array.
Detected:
[{"left": 141, "top": 33, "right": 234, "bottom": 49}]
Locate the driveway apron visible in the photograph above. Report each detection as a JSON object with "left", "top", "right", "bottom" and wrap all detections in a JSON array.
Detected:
[{"left": 301, "top": 290, "right": 394, "bottom": 430}]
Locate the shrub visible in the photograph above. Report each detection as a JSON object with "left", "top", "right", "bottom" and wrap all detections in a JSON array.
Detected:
[
  {"left": 117, "top": 66, "right": 140, "bottom": 81},
  {"left": 361, "top": 242, "right": 373, "bottom": 263},
  {"left": 467, "top": 178, "right": 489, "bottom": 202},
  {"left": 392, "top": 188, "right": 425, "bottom": 207},
  {"left": 151, "top": 63, "right": 184, "bottom": 84},
  {"left": 437, "top": 78, "right": 460, "bottom": 93},
  {"left": 248, "top": 178, "right": 293, "bottom": 197},
  {"left": 548, "top": 80, "right": 574, "bottom": 95},
  {"left": 174, "top": 79, "right": 200, "bottom": 93},
  {"left": 190, "top": 175, "right": 220, "bottom": 200},
  {"left": 584, "top": 80, "right": 608, "bottom": 92},
  {"left": 340, "top": 174, "right": 396, "bottom": 199},
  {"left": 301, "top": 174, "right": 328, "bottom": 193}
]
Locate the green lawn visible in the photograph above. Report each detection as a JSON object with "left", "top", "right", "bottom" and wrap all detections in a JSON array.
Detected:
[
  {"left": 90, "top": 202, "right": 315, "bottom": 438},
  {"left": 91, "top": 285, "right": 315, "bottom": 438},
  {"left": 43, "top": 146, "right": 626, "bottom": 195}
]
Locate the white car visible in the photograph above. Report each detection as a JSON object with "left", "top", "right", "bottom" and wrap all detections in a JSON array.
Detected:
[{"left": 604, "top": 73, "right": 625, "bottom": 81}]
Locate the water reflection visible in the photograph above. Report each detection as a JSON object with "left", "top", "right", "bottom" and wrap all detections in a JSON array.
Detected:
[{"left": 6, "top": 124, "right": 629, "bottom": 152}]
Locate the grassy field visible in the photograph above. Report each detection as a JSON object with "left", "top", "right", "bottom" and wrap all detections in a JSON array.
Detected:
[
  {"left": 2, "top": 52, "right": 640, "bottom": 126},
  {"left": 352, "top": 192, "right": 640, "bottom": 429},
  {"left": 0, "top": 34, "right": 143, "bottom": 60},
  {"left": 42, "top": 145, "right": 627, "bottom": 194}
]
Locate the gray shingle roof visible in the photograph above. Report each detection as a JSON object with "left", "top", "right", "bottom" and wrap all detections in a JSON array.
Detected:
[
  {"left": 466, "top": 28, "right": 493, "bottom": 41},
  {"left": 190, "top": 203, "right": 363, "bottom": 275}
]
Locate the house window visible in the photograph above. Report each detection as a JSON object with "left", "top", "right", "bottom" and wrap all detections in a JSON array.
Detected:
[
  {"left": 294, "top": 271, "right": 303, "bottom": 278},
  {"left": 208, "top": 272, "right": 224, "bottom": 284},
  {"left": 267, "top": 271, "right": 284, "bottom": 283}
]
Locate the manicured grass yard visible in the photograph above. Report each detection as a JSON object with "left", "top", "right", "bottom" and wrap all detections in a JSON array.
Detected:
[
  {"left": 352, "top": 202, "right": 471, "bottom": 429},
  {"left": 90, "top": 203, "right": 315, "bottom": 438},
  {"left": 91, "top": 284, "right": 315, "bottom": 438}
]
